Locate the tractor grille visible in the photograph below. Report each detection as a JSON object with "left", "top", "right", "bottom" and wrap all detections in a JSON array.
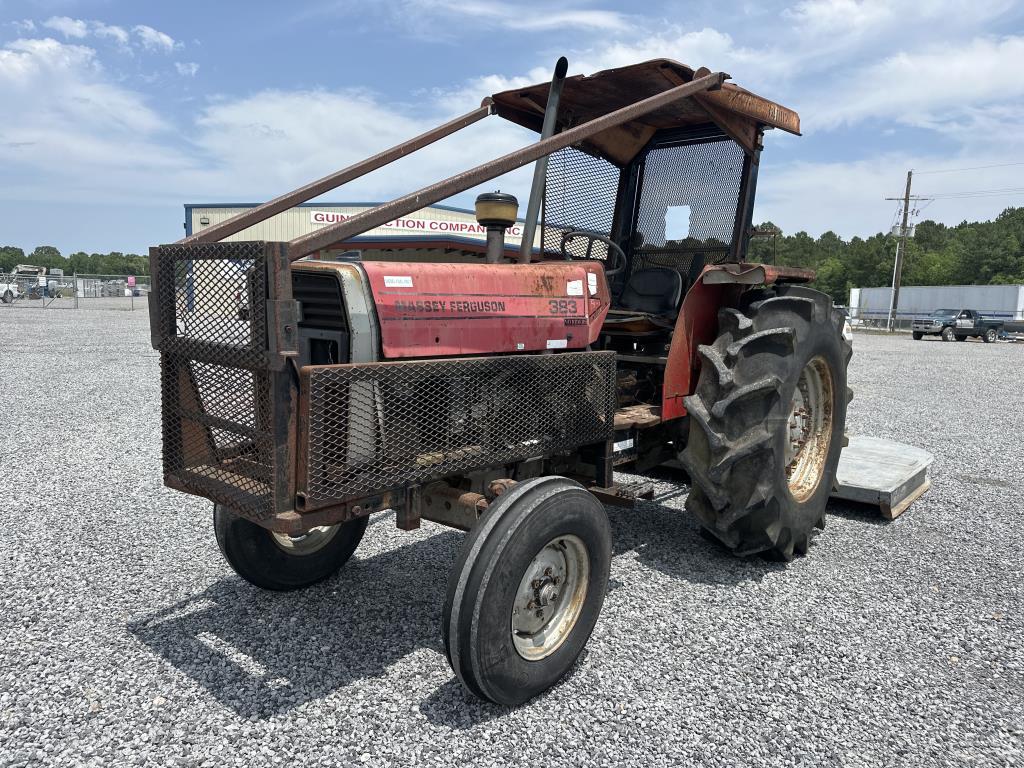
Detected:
[
  {"left": 298, "top": 351, "right": 617, "bottom": 509},
  {"left": 151, "top": 241, "right": 288, "bottom": 520}
]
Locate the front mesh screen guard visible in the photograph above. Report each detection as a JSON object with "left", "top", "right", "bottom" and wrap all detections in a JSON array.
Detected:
[
  {"left": 150, "top": 241, "right": 616, "bottom": 523},
  {"left": 296, "top": 352, "right": 617, "bottom": 513},
  {"left": 149, "top": 241, "right": 298, "bottom": 522}
]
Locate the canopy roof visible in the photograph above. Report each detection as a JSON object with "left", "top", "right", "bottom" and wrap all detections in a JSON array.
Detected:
[{"left": 490, "top": 58, "right": 800, "bottom": 165}]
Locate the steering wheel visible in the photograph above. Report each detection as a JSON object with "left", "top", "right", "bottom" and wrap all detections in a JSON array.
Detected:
[{"left": 559, "top": 230, "right": 626, "bottom": 280}]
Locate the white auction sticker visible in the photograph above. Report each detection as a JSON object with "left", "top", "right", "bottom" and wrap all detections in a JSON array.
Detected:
[
  {"left": 587, "top": 272, "right": 598, "bottom": 295},
  {"left": 546, "top": 339, "right": 568, "bottom": 349},
  {"left": 383, "top": 275, "right": 413, "bottom": 288},
  {"left": 613, "top": 438, "right": 635, "bottom": 452},
  {"left": 566, "top": 279, "right": 584, "bottom": 296}
]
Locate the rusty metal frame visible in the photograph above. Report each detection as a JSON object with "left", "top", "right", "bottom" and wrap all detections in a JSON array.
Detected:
[
  {"left": 285, "top": 71, "right": 728, "bottom": 261},
  {"left": 180, "top": 102, "right": 494, "bottom": 245}
]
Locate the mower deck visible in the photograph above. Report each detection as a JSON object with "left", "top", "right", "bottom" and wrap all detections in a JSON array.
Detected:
[{"left": 830, "top": 435, "right": 933, "bottom": 519}]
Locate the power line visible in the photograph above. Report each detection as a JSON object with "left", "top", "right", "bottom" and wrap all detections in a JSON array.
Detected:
[
  {"left": 914, "top": 160, "right": 1024, "bottom": 175},
  {"left": 920, "top": 187, "right": 1024, "bottom": 199}
]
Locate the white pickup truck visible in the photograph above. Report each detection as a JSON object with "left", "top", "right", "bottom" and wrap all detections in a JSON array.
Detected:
[
  {"left": 1, "top": 264, "right": 47, "bottom": 302},
  {"left": 0, "top": 275, "right": 23, "bottom": 303}
]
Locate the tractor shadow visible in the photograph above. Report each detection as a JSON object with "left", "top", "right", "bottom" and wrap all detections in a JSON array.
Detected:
[
  {"left": 127, "top": 474, "right": 861, "bottom": 725},
  {"left": 128, "top": 519, "right": 465, "bottom": 720},
  {"left": 605, "top": 469, "right": 787, "bottom": 587}
]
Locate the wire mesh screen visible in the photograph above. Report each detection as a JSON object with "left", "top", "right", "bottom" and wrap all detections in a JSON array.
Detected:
[
  {"left": 299, "top": 352, "right": 617, "bottom": 508},
  {"left": 152, "top": 242, "right": 277, "bottom": 519},
  {"left": 542, "top": 147, "right": 622, "bottom": 259},
  {"left": 631, "top": 135, "right": 745, "bottom": 282}
]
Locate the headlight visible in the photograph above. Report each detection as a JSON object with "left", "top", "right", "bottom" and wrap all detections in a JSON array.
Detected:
[{"left": 842, "top": 320, "right": 853, "bottom": 343}]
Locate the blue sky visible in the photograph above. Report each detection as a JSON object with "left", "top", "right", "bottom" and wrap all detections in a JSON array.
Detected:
[{"left": 2, "top": 0, "right": 1023, "bottom": 254}]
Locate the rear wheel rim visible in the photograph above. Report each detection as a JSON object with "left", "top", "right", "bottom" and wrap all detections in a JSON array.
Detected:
[
  {"left": 511, "top": 534, "right": 590, "bottom": 661},
  {"left": 784, "top": 356, "right": 834, "bottom": 503},
  {"left": 269, "top": 524, "right": 340, "bottom": 555}
]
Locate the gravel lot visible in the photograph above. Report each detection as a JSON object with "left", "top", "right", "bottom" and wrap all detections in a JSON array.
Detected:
[{"left": 1, "top": 309, "right": 1021, "bottom": 767}]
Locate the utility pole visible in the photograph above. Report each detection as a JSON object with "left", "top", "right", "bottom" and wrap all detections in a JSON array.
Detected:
[{"left": 885, "top": 171, "right": 914, "bottom": 332}]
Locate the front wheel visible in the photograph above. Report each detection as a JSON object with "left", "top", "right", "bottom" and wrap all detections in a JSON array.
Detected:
[
  {"left": 443, "top": 477, "right": 611, "bottom": 706},
  {"left": 984, "top": 328, "right": 998, "bottom": 343},
  {"left": 941, "top": 327, "right": 956, "bottom": 342},
  {"left": 2, "top": 290, "right": 12, "bottom": 304},
  {"left": 214, "top": 504, "right": 368, "bottom": 590},
  {"left": 912, "top": 331, "right": 923, "bottom": 340}
]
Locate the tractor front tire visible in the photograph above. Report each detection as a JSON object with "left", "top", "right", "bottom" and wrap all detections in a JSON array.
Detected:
[
  {"left": 443, "top": 477, "right": 611, "bottom": 706},
  {"left": 679, "top": 284, "right": 851, "bottom": 561},
  {"left": 214, "top": 504, "right": 368, "bottom": 591}
]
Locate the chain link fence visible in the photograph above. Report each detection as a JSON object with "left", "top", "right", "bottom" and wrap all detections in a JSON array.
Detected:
[{"left": 0, "top": 273, "right": 150, "bottom": 311}]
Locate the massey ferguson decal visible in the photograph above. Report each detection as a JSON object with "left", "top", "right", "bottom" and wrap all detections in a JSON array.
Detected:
[{"left": 394, "top": 299, "right": 508, "bottom": 314}]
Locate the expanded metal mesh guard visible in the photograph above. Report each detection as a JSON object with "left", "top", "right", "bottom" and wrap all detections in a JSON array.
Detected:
[
  {"left": 631, "top": 135, "right": 745, "bottom": 282},
  {"left": 151, "top": 242, "right": 280, "bottom": 519},
  {"left": 299, "top": 352, "right": 617, "bottom": 508},
  {"left": 542, "top": 147, "right": 622, "bottom": 260}
]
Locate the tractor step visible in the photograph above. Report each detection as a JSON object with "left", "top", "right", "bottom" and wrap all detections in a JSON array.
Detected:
[
  {"left": 614, "top": 404, "right": 662, "bottom": 430},
  {"left": 588, "top": 480, "right": 656, "bottom": 507},
  {"left": 830, "top": 435, "right": 933, "bottom": 519}
]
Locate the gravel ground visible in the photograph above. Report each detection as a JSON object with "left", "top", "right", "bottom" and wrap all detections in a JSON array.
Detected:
[{"left": 1, "top": 309, "right": 1021, "bottom": 767}]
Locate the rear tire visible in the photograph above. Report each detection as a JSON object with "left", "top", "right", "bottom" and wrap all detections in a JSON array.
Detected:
[
  {"left": 984, "top": 328, "right": 997, "bottom": 343},
  {"left": 678, "top": 284, "right": 851, "bottom": 560},
  {"left": 443, "top": 477, "right": 611, "bottom": 706},
  {"left": 214, "top": 504, "right": 368, "bottom": 591},
  {"left": 912, "top": 332, "right": 923, "bottom": 341}
]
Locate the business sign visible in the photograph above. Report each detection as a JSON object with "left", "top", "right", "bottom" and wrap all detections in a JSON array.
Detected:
[
  {"left": 309, "top": 210, "right": 525, "bottom": 242},
  {"left": 127, "top": 275, "right": 136, "bottom": 287}
]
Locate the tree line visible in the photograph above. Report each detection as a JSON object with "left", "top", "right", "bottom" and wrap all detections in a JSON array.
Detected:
[
  {"left": 746, "top": 206, "right": 1024, "bottom": 303},
  {"left": 3, "top": 206, "right": 1022, "bottom": 296},
  {"left": 0, "top": 245, "right": 150, "bottom": 276}
]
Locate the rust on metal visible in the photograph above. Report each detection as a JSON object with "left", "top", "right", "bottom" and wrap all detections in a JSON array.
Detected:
[
  {"left": 701, "top": 262, "right": 816, "bottom": 285},
  {"left": 491, "top": 59, "right": 799, "bottom": 165},
  {"left": 181, "top": 102, "right": 493, "bottom": 245},
  {"left": 285, "top": 70, "right": 728, "bottom": 260},
  {"left": 419, "top": 483, "right": 488, "bottom": 531}
]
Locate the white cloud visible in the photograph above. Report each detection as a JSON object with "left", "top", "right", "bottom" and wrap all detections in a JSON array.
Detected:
[
  {"left": 133, "top": 25, "right": 177, "bottom": 52},
  {"left": 0, "top": 37, "right": 186, "bottom": 205},
  {"left": 94, "top": 23, "right": 130, "bottom": 46},
  {"left": 190, "top": 87, "right": 534, "bottom": 204},
  {"left": 42, "top": 16, "right": 89, "bottom": 39},
  {"left": 809, "top": 35, "right": 1024, "bottom": 130},
  {"left": 11, "top": 20, "right": 36, "bottom": 33},
  {"left": 444, "top": 1, "right": 630, "bottom": 31},
  {"left": 175, "top": 61, "right": 200, "bottom": 77},
  {"left": 756, "top": 148, "right": 1024, "bottom": 239}
]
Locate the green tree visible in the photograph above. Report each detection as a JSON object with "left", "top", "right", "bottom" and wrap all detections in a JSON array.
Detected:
[{"left": 0, "top": 246, "right": 26, "bottom": 272}]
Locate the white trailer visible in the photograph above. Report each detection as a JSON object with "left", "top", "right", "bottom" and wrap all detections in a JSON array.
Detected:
[{"left": 849, "top": 284, "right": 1024, "bottom": 326}]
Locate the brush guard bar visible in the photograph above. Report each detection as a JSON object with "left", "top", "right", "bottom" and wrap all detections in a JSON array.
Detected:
[{"left": 149, "top": 241, "right": 616, "bottom": 525}]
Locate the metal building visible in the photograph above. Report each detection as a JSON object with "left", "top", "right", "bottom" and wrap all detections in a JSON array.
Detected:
[{"left": 185, "top": 202, "right": 540, "bottom": 261}]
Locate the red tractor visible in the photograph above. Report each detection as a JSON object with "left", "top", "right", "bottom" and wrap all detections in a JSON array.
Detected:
[{"left": 149, "top": 59, "right": 851, "bottom": 705}]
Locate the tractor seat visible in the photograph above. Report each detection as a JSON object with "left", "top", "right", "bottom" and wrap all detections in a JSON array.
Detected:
[{"left": 603, "top": 267, "right": 684, "bottom": 334}]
